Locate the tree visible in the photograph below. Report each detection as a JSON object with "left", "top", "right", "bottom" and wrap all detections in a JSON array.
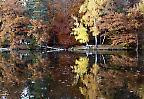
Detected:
[
  {"left": 25, "top": 0, "right": 48, "bottom": 21},
  {"left": 48, "top": 0, "right": 83, "bottom": 47},
  {"left": 135, "top": 0, "right": 144, "bottom": 14},
  {"left": 0, "top": 0, "right": 51, "bottom": 49},
  {"left": 71, "top": 0, "right": 111, "bottom": 46}
]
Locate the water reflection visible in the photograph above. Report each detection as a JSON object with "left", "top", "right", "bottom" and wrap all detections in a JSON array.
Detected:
[
  {"left": 72, "top": 56, "right": 100, "bottom": 99},
  {"left": 0, "top": 50, "right": 143, "bottom": 99}
]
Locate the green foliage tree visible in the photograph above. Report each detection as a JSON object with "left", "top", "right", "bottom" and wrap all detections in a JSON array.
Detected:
[{"left": 25, "top": 0, "right": 48, "bottom": 21}]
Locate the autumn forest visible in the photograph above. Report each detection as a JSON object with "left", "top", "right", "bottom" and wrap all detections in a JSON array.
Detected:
[
  {"left": 0, "top": 0, "right": 144, "bottom": 99},
  {"left": 1, "top": 0, "right": 144, "bottom": 50}
]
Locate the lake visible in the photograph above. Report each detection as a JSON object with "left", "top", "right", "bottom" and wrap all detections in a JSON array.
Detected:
[{"left": 0, "top": 50, "right": 143, "bottom": 99}]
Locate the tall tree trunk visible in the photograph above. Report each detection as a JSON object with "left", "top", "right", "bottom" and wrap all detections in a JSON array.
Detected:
[
  {"left": 102, "top": 35, "right": 106, "bottom": 45},
  {"left": 95, "top": 36, "right": 98, "bottom": 47}
]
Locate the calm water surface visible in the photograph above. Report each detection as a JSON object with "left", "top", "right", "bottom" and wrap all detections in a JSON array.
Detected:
[{"left": 0, "top": 50, "right": 143, "bottom": 99}]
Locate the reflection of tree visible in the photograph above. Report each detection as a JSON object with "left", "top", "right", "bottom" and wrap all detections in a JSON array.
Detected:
[
  {"left": 98, "top": 69, "right": 143, "bottom": 99},
  {"left": 0, "top": 51, "right": 52, "bottom": 98},
  {"left": 80, "top": 64, "right": 100, "bottom": 99},
  {"left": 72, "top": 56, "right": 103, "bottom": 99},
  {"left": 20, "top": 77, "right": 52, "bottom": 99},
  {"left": 138, "top": 84, "right": 144, "bottom": 99},
  {"left": 109, "top": 54, "right": 137, "bottom": 67},
  {"left": 0, "top": 51, "right": 143, "bottom": 99},
  {"left": 0, "top": 51, "right": 83, "bottom": 98},
  {"left": 72, "top": 53, "right": 144, "bottom": 99},
  {"left": 72, "top": 57, "right": 89, "bottom": 84}
]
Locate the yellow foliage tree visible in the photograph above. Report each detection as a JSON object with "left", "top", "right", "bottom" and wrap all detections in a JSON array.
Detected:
[
  {"left": 135, "top": 0, "right": 144, "bottom": 14},
  {"left": 71, "top": 0, "right": 111, "bottom": 45},
  {"left": 71, "top": 16, "right": 89, "bottom": 43}
]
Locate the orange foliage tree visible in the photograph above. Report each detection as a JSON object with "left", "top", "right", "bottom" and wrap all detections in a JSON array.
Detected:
[
  {"left": 0, "top": 0, "right": 51, "bottom": 49},
  {"left": 96, "top": 8, "right": 144, "bottom": 47}
]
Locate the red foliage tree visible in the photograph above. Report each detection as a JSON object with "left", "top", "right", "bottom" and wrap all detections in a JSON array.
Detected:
[{"left": 48, "top": 0, "right": 84, "bottom": 48}]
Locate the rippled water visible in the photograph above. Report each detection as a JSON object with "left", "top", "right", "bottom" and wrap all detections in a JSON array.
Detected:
[{"left": 0, "top": 50, "right": 143, "bottom": 99}]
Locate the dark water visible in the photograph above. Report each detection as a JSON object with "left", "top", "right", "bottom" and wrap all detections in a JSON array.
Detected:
[{"left": 0, "top": 50, "right": 143, "bottom": 99}]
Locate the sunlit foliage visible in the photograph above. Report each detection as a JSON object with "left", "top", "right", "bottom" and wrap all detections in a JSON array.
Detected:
[
  {"left": 71, "top": 17, "right": 89, "bottom": 43},
  {"left": 0, "top": 0, "right": 143, "bottom": 48},
  {"left": 135, "top": 0, "right": 144, "bottom": 14},
  {"left": 71, "top": 0, "right": 111, "bottom": 44}
]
